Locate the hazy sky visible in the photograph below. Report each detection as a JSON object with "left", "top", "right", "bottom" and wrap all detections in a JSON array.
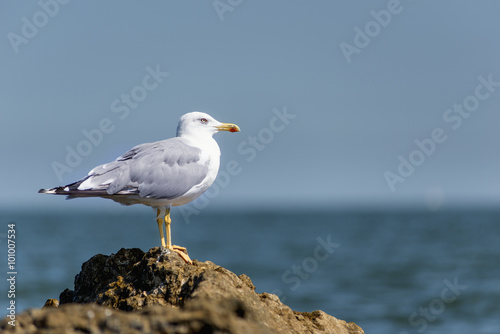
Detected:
[{"left": 1, "top": 1, "right": 500, "bottom": 212}]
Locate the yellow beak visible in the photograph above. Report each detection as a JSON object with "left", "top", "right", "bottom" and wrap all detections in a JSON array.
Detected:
[{"left": 217, "top": 123, "right": 241, "bottom": 133}]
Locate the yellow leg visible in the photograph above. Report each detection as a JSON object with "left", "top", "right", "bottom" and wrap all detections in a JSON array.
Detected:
[
  {"left": 164, "top": 207, "right": 192, "bottom": 264},
  {"left": 156, "top": 208, "right": 166, "bottom": 249},
  {"left": 164, "top": 207, "right": 172, "bottom": 249}
]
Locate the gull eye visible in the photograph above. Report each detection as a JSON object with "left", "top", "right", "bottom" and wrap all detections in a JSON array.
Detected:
[{"left": 200, "top": 118, "right": 208, "bottom": 124}]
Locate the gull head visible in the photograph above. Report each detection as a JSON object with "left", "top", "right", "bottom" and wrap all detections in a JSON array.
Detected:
[{"left": 176, "top": 112, "right": 240, "bottom": 138}]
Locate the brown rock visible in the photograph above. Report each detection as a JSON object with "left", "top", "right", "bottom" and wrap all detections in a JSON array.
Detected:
[
  {"left": 42, "top": 299, "right": 59, "bottom": 308},
  {"left": 0, "top": 248, "right": 364, "bottom": 334}
]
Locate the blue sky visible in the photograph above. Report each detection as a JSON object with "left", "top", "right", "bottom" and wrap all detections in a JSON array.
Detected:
[{"left": 1, "top": 1, "right": 500, "bottom": 212}]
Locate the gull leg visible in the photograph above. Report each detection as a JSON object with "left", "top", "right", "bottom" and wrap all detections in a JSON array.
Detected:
[
  {"left": 164, "top": 207, "right": 172, "bottom": 249},
  {"left": 165, "top": 208, "right": 192, "bottom": 264},
  {"left": 156, "top": 208, "right": 167, "bottom": 250}
]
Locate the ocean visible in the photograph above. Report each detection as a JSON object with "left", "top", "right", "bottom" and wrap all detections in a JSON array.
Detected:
[{"left": 1, "top": 207, "right": 499, "bottom": 333}]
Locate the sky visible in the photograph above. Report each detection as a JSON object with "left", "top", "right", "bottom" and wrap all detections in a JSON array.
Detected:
[{"left": 1, "top": 1, "right": 500, "bottom": 212}]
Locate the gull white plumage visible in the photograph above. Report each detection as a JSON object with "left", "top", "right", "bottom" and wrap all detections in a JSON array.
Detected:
[{"left": 39, "top": 112, "right": 240, "bottom": 263}]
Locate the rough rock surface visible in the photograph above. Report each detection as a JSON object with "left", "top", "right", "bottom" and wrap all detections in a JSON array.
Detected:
[{"left": 1, "top": 248, "right": 364, "bottom": 334}]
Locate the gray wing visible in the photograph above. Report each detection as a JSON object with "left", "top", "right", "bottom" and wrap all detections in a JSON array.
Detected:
[{"left": 70, "top": 138, "right": 208, "bottom": 199}]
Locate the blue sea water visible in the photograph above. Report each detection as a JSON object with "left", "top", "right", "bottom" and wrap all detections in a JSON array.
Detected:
[{"left": 1, "top": 207, "right": 499, "bottom": 333}]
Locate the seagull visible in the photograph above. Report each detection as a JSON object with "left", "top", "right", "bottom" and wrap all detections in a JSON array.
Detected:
[{"left": 39, "top": 112, "right": 240, "bottom": 264}]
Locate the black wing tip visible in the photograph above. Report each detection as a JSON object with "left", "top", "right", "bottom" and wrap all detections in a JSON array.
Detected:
[{"left": 38, "top": 187, "right": 65, "bottom": 195}]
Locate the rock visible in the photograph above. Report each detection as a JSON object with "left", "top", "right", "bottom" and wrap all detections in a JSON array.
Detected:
[
  {"left": 42, "top": 299, "right": 59, "bottom": 308},
  {"left": 1, "top": 248, "right": 364, "bottom": 334}
]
